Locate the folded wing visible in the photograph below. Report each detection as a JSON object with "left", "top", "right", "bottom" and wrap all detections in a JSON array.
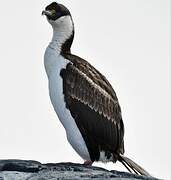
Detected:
[{"left": 60, "top": 55, "right": 124, "bottom": 161}]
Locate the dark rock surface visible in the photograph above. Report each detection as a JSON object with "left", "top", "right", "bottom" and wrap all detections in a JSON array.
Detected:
[{"left": 0, "top": 160, "right": 159, "bottom": 180}]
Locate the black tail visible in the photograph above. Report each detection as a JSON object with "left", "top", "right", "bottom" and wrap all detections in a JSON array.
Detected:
[{"left": 118, "top": 154, "right": 151, "bottom": 177}]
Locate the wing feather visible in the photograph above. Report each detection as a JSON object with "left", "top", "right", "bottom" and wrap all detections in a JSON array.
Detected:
[
  {"left": 65, "top": 64, "right": 120, "bottom": 121},
  {"left": 61, "top": 54, "right": 124, "bottom": 161}
]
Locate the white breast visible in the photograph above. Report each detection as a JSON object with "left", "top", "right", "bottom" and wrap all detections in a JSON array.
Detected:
[{"left": 44, "top": 47, "right": 90, "bottom": 161}]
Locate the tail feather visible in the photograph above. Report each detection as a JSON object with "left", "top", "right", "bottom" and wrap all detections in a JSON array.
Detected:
[{"left": 118, "top": 154, "right": 151, "bottom": 177}]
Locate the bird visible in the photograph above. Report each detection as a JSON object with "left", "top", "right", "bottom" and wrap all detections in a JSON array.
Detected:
[{"left": 42, "top": 2, "right": 150, "bottom": 176}]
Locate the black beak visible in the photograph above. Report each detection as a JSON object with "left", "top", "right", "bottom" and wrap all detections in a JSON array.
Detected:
[{"left": 42, "top": 10, "right": 54, "bottom": 16}]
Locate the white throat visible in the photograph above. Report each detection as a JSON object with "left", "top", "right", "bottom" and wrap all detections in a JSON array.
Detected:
[{"left": 48, "top": 15, "right": 74, "bottom": 54}]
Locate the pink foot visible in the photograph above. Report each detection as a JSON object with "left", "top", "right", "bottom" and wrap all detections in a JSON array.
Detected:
[{"left": 83, "top": 160, "right": 93, "bottom": 166}]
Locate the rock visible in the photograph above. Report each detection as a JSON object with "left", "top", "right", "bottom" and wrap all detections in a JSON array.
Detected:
[{"left": 0, "top": 160, "right": 159, "bottom": 180}]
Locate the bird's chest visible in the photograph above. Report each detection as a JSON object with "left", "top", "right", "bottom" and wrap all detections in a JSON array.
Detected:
[
  {"left": 44, "top": 48, "right": 69, "bottom": 128},
  {"left": 44, "top": 48, "right": 90, "bottom": 160}
]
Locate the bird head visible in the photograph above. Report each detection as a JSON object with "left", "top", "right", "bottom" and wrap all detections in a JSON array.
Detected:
[
  {"left": 42, "top": 2, "right": 73, "bottom": 30},
  {"left": 42, "top": 2, "right": 74, "bottom": 54}
]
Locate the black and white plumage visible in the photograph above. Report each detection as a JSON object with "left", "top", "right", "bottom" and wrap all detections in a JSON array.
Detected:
[{"left": 42, "top": 2, "right": 150, "bottom": 176}]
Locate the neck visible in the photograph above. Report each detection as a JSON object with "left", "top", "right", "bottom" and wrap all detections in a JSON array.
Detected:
[{"left": 48, "top": 16, "right": 74, "bottom": 55}]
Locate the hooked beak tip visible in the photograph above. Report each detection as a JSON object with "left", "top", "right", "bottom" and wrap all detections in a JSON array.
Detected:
[{"left": 42, "top": 10, "right": 46, "bottom": 16}]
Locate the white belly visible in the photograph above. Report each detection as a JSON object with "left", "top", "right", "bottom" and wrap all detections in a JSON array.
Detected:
[{"left": 44, "top": 47, "right": 90, "bottom": 161}]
